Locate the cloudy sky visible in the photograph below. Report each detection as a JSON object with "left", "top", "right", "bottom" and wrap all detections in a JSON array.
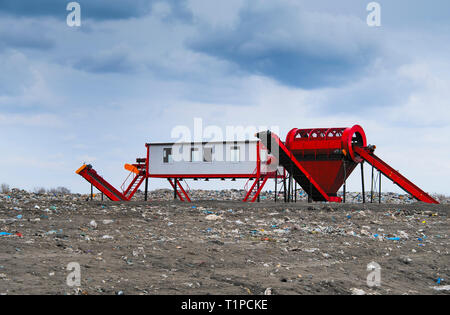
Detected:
[{"left": 0, "top": 0, "right": 449, "bottom": 195}]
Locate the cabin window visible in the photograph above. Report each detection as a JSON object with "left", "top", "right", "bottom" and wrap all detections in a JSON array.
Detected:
[
  {"left": 203, "top": 147, "right": 213, "bottom": 162},
  {"left": 230, "top": 146, "right": 240, "bottom": 162},
  {"left": 190, "top": 148, "right": 201, "bottom": 162},
  {"left": 163, "top": 148, "right": 172, "bottom": 163}
]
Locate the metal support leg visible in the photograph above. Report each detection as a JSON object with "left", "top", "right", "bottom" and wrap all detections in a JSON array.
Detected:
[
  {"left": 251, "top": 175, "right": 269, "bottom": 202},
  {"left": 308, "top": 182, "right": 312, "bottom": 203},
  {"left": 361, "top": 162, "right": 365, "bottom": 204},
  {"left": 292, "top": 176, "right": 295, "bottom": 202},
  {"left": 283, "top": 172, "right": 287, "bottom": 203},
  {"left": 144, "top": 177, "right": 148, "bottom": 201},
  {"left": 90, "top": 184, "right": 93, "bottom": 201},
  {"left": 291, "top": 175, "right": 295, "bottom": 202},
  {"left": 294, "top": 182, "right": 297, "bottom": 203},
  {"left": 274, "top": 173, "right": 277, "bottom": 203},
  {"left": 370, "top": 164, "right": 374, "bottom": 203},
  {"left": 289, "top": 162, "right": 294, "bottom": 202},
  {"left": 343, "top": 160, "right": 347, "bottom": 203},
  {"left": 177, "top": 179, "right": 191, "bottom": 202},
  {"left": 288, "top": 174, "right": 291, "bottom": 203},
  {"left": 257, "top": 178, "right": 260, "bottom": 203},
  {"left": 174, "top": 178, "right": 177, "bottom": 200},
  {"left": 379, "top": 170, "right": 382, "bottom": 204},
  {"left": 287, "top": 175, "right": 291, "bottom": 203}
]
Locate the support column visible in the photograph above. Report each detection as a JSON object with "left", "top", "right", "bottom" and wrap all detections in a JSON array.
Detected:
[
  {"left": 257, "top": 178, "right": 260, "bottom": 203},
  {"left": 294, "top": 182, "right": 297, "bottom": 203},
  {"left": 308, "top": 182, "right": 312, "bottom": 203},
  {"left": 274, "top": 172, "right": 278, "bottom": 203},
  {"left": 361, "top": 162, "right": 365, "bottom": 204},
  {"left": 370, "top": 164, "right": 374, "bottom": 203},
  {"left": 90, "top": 184, "right": 93, "bottom": 201},
  {"left": 291, "top": 163, "right": 295, "bottom": 203},
  {"left": 343, "top": 160, "right": 347, "bottom": 203},
  {"left": 292, "top": 176, "right": 295, "bottom": 202},
  {"left": 144, "top": 177, "right": 149, "bottom": 201},
  {"left": 379, "top": 170, "right": 382, "bottom": 204},
  {"left": 287, "top": 174, "right": 291, "bottom": 202},
  {"left": 174, "top": 178, "right": 177, "bottom": 200}
]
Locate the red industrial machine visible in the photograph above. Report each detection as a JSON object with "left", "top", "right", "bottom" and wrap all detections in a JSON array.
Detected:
[
  {"left": 76, "top": 125, "right": 439, "bottom": 204},
  {"left": 76, "top": 159, "right": 147, "bottom": 202},
  {"left": 257, "top": 125, "right": 438, "bottom": 204}
]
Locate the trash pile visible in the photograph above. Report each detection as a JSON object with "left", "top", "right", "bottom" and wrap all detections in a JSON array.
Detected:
[
  {"left": 0, "top": 187, "right": 448, "bottom": 295},
  {"left": 4, "top": 186, "right": 445, "bottom": 205},
  {"left": 131, "top": 189, "right": 448, "bottom": 204},
  {"left": 1, "top": 188, "right": 82, "bottom": 202}
]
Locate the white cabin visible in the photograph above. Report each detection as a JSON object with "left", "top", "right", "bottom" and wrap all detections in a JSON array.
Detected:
[{"left": 147, "top": 140, "right": 277, "bottom": 177}]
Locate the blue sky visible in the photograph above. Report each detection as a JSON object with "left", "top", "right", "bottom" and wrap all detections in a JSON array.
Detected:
[{"left": 0, "top": 0, "right": 449, "bottom": 194}]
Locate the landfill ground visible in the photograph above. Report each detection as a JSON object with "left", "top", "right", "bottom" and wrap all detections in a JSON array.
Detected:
[{"left": 0, "top": 190, "right": 449, "bottom": 295}]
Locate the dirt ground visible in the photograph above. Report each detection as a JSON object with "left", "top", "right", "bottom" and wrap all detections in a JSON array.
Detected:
[{"left": 0, "top": 196, "right": 448, "bottom": 295}]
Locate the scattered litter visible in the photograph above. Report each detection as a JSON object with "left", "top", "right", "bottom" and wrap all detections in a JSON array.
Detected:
[
  {"left": 46, "top": 230, "right": 59, "bottom": 235},
  {"left": 350, "top": 288, "right": 366, "bottom": 295},
  {"left": 385, "top": 237, "right": 401, "bottom": 241},
  {"left": 205, "top": 214, "right": 222, "bottom": 221},
  {"left": 431, "top": 285, "right": 450, "bottom": 291},
  {"left": 399, "top": 256, "right": 412, "bottom": 264},
  {"left": 304, "top": 248, "right": 319, "bottom": 253},
  {"left": 264, "top": 288, "right": 272, "bottom": 295},
  {"left": 0, "top": 232, "right": 22, "bottom": 237}
]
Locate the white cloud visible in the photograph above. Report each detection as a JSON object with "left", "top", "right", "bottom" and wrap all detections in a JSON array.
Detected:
[
  {"left": 385, "top": 62, "right": 450, "bottom": 126},
  {"left": 0, "top": 113, "right": 64, "bottom": 127},
  {"left": 186, "top": 0, "right": 245, "bottom": 27}
]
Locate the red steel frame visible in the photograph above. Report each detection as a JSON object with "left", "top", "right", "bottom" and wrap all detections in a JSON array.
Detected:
[
  {"left": 167, "top": 179, "right": 188, "bottom": 201},
  {"left": 354, "top": 146, "right": 438, "bottom": 204},
  {"left": 257, "top": 130, "right": 341, "bottom": 202},
  {"left": 76, "top": 165, "right": 127, "bottom": 201}
]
